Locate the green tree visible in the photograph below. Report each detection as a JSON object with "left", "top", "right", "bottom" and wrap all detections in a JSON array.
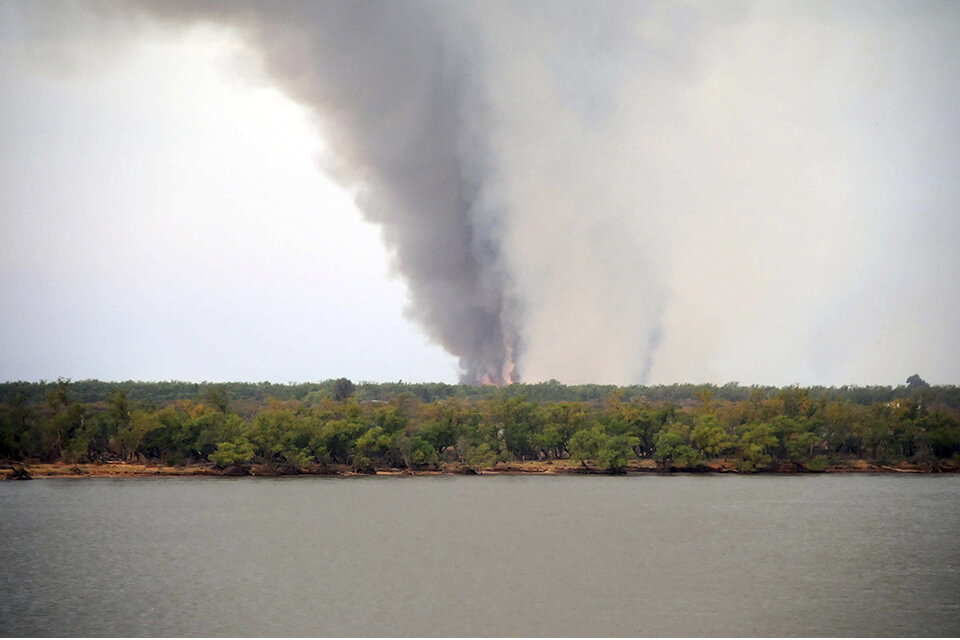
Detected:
[
  {"left": 654, "top": 425, "right": 699, "bottom": 470},
  {"left": 490, "top": 397, "right": 541, "bottom": 460},
  {"left": 112, "top": 409, "right": 159, "bottom": 462},
  {"left": 736, "top": 422, "right": 779, "bottom": 471},
  {"left": 209, "top": 438, "right": 255, "bottom": 469},
  {"left": 205, "top": 386, "right": 230, "bottom": 414},
  {"left": 0, "top": 390, "right": 31, "bottom": 459},
  {"left": 463, "top": 441, "right": 497, "bottom": 470},
  {"left": 544, "top": 402, "right": 590, "bottom": 453},
  {"left": 332, "top": 378, "right": 356, "bottom": 401},
  {"left": 310, "top": 418, "right": 363, "bottom": 464},
  {"left": 617, "top": 405, "right": 670, "bottom": 458},
  {"left": 568, "top": 427, "right": 605, "bottom": 466},
  {"left": 402, "top": 436, "right": 438, "bottom": 469},
  {"left": 597, "top": 434, "right": 640, "bottom": 474},
  {"left": 418, "top": 418, "right": 457, "bottom": 457},
  {"left": 355, "top": 426, "right": 393, "bottom": 464},
  {"left": 533, "top": 424, "right": 563, "bottom": 459},
  {"left": 690, "top": 415, "right": 732, "bottom": 459}
]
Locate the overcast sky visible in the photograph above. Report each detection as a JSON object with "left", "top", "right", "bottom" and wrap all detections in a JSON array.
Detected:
[{"left": 1, "top": 1, "right": 958, "bottom": 386}]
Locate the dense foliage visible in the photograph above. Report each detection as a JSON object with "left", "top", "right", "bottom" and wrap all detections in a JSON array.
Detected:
[{"left": 2, "top": 377, "right": 958, "bottom": 472}]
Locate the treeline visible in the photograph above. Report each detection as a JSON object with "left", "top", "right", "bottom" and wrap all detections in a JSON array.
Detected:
[
  {"left": 1, "top": 377, "right": 958, "bottom": 473},
  {"left": 3, "top": 376, "right": 959, "bottom": 408}
]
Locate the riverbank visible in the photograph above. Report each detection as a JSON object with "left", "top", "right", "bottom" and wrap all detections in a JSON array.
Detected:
[{"left": 4, "top": 457, "right": 957, "bottom": 479}]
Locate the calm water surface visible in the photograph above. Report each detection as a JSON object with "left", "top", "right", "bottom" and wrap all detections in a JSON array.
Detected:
[{"left": 1, "top": 474, "right": 958, "bottom": 637}]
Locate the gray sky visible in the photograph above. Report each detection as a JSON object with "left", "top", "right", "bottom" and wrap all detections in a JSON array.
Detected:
[{"left": 1, "top": 0, "right": 958, "bottom": 386}]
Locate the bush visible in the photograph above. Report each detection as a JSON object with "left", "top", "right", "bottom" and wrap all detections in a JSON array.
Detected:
[
  {"left": 654, "top": 427, "right": 699, "bottom": 469},
  {"left": 351, "top": 454, "right": 375, "bottom": 474},
  {"left": 409, "top": 437, "right": 439, "bottom": 468},
  {"left": 568, "top": 427, "right": 604, "bottom": 465},
  {"left": 735, "top": 445, "right": 772, "bottom": 472},
  {"left": 208, "top": 438, "right": 254, "bottom": 469},
  {"left": 465, "top": 442, "right": 496, "bottom": 470},
  {"left": 597, "top": 434, "right": 639, "bottom": 474}
]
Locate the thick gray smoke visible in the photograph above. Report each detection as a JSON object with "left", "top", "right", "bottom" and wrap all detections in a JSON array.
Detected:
[{"left": 118, "top": 1, "right": 522, "bottom": 384}]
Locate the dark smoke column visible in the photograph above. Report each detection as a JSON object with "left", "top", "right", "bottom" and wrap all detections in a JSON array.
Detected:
[{"left": 131, "top": 0, "right": 521, "bottom": 384}]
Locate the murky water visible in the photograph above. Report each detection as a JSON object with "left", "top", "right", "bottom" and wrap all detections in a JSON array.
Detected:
[{"left": 1, "top": 474, "right": 958, "bottom": 636}]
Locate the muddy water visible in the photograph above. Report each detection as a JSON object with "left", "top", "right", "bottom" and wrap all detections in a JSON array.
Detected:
[{"left": 1, "top": 474, "right": 958, "bottom": 636}]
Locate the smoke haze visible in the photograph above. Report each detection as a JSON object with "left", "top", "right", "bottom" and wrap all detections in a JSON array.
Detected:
[{"left": 5, "top": 1, "right": 959, "bottom": 385}]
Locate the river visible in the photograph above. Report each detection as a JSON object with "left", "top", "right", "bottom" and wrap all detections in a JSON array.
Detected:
[{"left": 1, "top": 474, "right": 958, "bottom": 636}]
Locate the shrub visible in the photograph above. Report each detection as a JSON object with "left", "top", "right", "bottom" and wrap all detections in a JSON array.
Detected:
[
  {"left": 597, "top": 434, "right": 640, "bottom": 474},
  {"left": 208, "top": 438, "right": 254, "bottom": 469}
]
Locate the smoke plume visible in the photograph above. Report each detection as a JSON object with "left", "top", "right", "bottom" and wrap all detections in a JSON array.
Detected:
[
  {"left": 116, "top": 1, "right": 523, "bottom": 384},
  {"left": 42, "top": 0, "right": 960, "bottom": 385}
]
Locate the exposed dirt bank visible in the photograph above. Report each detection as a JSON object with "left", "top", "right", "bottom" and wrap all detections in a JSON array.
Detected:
[{"left": 3, "top": 458, "right": 956, "bottom": 479}]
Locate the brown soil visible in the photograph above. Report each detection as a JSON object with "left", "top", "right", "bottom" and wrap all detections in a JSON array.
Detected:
[{"left": 3, "top": 457, "right": 955, "bottom": 479}]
